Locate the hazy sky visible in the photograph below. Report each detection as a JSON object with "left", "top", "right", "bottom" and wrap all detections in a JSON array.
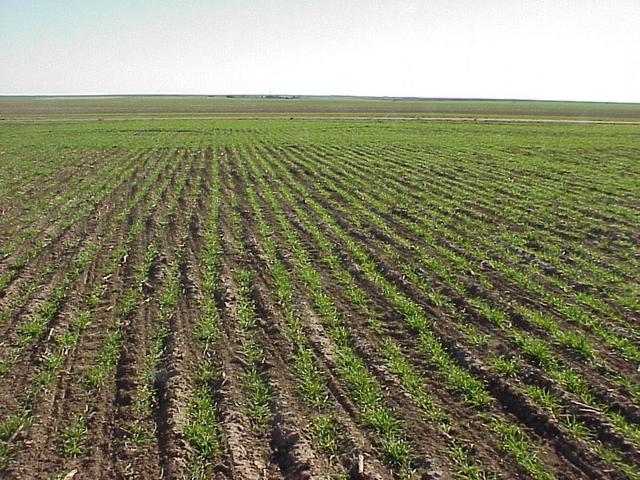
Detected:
[{"left": 1, "top": 0, "right": 639, "bottom": 101}]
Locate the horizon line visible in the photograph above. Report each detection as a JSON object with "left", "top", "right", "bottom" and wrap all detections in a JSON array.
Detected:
[{"left": 1, "top": 94, "right": 639, "bottom": 106}]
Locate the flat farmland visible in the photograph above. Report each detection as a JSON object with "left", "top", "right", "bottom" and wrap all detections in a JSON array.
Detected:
[
  {"left": 0, "top": 116, "right": 639, "bottom": 479},
  {"left": 2, "top": 96, "right": 640, "bottom": 121}
]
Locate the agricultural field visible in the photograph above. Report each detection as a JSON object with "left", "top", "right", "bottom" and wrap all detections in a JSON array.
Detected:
[
  {"left": 0, "top": 114, "right": 639, "bottom": 479},
  {"left": 2, "top": 96, "right": 640, "bottom": 121}
]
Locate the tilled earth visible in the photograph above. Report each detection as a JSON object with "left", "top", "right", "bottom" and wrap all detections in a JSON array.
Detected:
[{"left": 0, "top": 119, "right": 639, "bottom": 479}]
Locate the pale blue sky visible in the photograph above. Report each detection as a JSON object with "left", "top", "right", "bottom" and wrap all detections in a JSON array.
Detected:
[{"left": 1, "top": 0, "right": 639, "bottom": 101}]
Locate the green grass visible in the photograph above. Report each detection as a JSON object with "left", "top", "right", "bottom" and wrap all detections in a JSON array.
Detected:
[
  {"left": 185, "top": 153, "right": 224, "bottom": 477},
  {"left": 489, "top": 356, "right": 521, "bottom": 378},
  {"left": 232, "top": 265, "right": 274, "bottom": 429},
  {"left": 61, "top": 416, "right": 87, "bottom": 458},
  {"left": 244, "top": 368, "right": 272, "bottom": 427},
  {"left": 448, "top": 442, "right": 497, "bottom": 480},
  {"left": 185, "top": 366, "right": 221, "bottom": 459},
  {"left": 488, "top": 417, "right": 556, "bottom": 480},
  {"left": 309, "top": 414, "right": 341, "bottom": 458},
  {"left": 294, "top": 347, "right": 330, "bottom": 408}
]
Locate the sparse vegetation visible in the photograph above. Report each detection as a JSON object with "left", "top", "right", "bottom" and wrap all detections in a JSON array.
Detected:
[{"left": 0, "top": 110, "right": 638, "bottom": 479}]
